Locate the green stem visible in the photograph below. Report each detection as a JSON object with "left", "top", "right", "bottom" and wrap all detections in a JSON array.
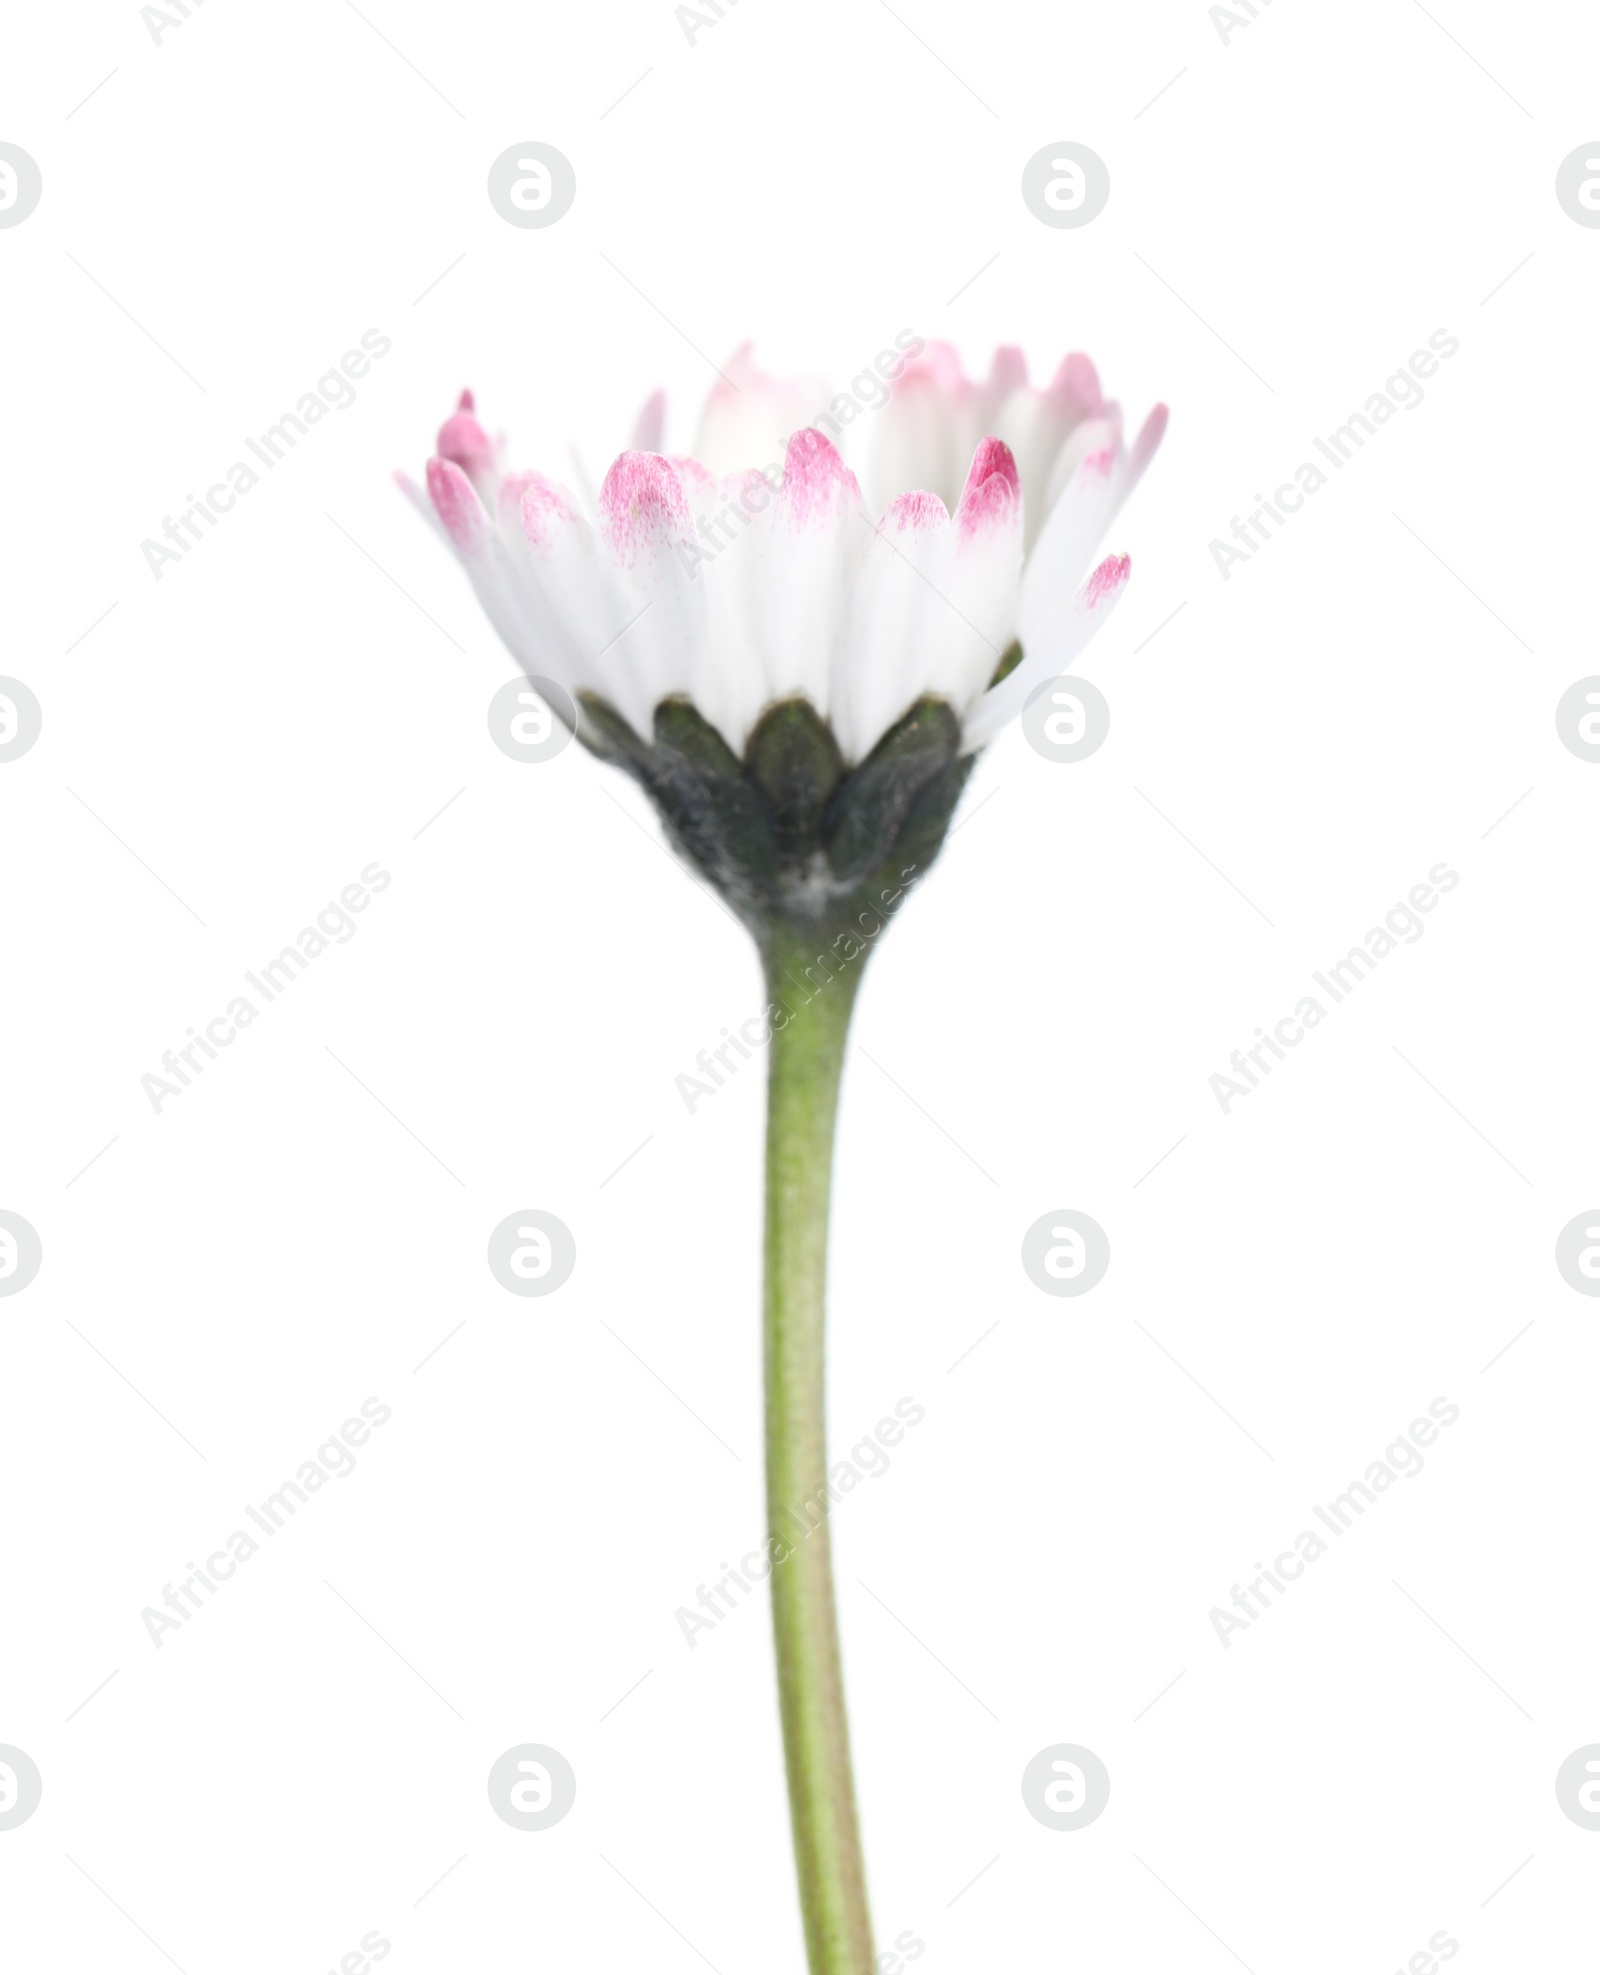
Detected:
[{"left": 762, "top": 925, "right": 874, "bottom": 1975}]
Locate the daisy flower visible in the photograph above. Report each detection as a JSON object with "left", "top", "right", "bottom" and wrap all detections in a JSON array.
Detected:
[{"left": 400, "top": 341, "right": 1165, "bottom": 1975}]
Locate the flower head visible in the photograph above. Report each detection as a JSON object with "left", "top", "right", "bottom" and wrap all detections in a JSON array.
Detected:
[{"left": 404, "top": 347, "right": 1164, "bottom": 941}]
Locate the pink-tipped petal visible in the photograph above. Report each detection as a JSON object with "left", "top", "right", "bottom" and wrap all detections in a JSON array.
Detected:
[
  {"left": 492, "top": 469, "right": 612, "bottom": 693},
  {"left": 426, "top": 456, "right": 490, "bottom": 553},
  {"left": 593, "top": 451, "right": 708, "bottom": 734},
  {"left": 495, "top": 469, "right": 582, "bottom": 549},
  {"left": 666, "top": 453, "right": 719, "bottom": 501},
  {"left": 1047, "top": 353, "right": 1106, "bottom": 426},
  {"left": 1015, "top": 442, "right": 1129, "bottom": 667},
  {"left": 988, "top": 365, "right": 1113, "bottom": 551},
  {"left": 778, "top": 426, "right": 862, "bottom": 529},
  {"left": 422, "top": 456, "right": 587, "bottom": 691},
  {"left": 934, "top": 439, "right": 1025, "bottom": 710},
  {"left": 955, "top": 437, "right": 1021, "bottom": 539},
  {"left": 894, "top": 339, "right": 968, "bottom": 393},
  {"left": 1083, "top": 551, "right": 1131, "bottom": 607},
  {"left": 759, "top": 429, "right": 867, "bottom": 719},
  {"left": 963, "top": 551, "right": 1132, "bottom": 751},
  {"left": 600, "top": 451, "right": 695, "bottom": 563},
  {"left": 692, "top": 345, "right": 833, "bottom": 479},
  {"left": 868, "top": 344, "right": 984, "bottom": 516},
  {"left": 1040, "top": 416, "right": 1123, "bottom": 514},
  {"left": 884, "top": 488, "right": 950, "bottom": 531},
  {"left": 436, "top": 390, "right": 499, "bottom": 492}
]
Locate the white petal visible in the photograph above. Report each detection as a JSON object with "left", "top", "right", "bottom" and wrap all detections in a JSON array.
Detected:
[
  {"left": 1018, "top": 445, "right": 1122, "bottom": 655},
  {"left": 688, "top": 466, "right": 779, "bottom": 750},
  {"left": 993, "top": 357, "right": 1114, "bottom": 551},
  {"left": 758, "top": 428, "right": 868, "bottom": 722},
  {"left": 932, "top": 438, "right": 1024, "bottom": 713},
  {"left": 1121, "top": 402, "right": 1169, "bottom": 501},
  {"left": 496, "top": 469, "right": 611, "bottom": 693},
  {"left": 962, "top": 553, "right": 1131, "bottom": 750},
  {"left": 595, "top": 452, "right": 711, "bottom": 737},
  {"left": 832, "top": 491, "right": 954, "bottom": 764},
  {"left": 864, "top": 341, "right": 974, "bottom": 516},
  {"left": 426, "top": 458, "right": 566, "bottom": 685},
  {"left": 693, "top": 344, "right": 832, "bottom": 478}
]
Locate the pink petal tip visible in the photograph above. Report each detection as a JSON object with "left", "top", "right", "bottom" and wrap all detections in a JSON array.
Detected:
[
  {"left": 426, "top": 456, "right": 487, "bottom": 550},
  {"left": 436, "top": 393, "right": 497, "bottom": 482},
  {"left": 779, "top": 427, "right": 859, "bottom": 526},
  {"left": 1083, "top": 553, "right": 1131, "bottom": 607},
  {"left": 600, "top": 451, "right": 693, "bottom": 557},
  {"left": 881, "top": 488, "right": 950, "bottom": 534},
  {"left": 956, "top": 437, "right": 1020, "bottom": 538},
  {"left": 497, "top": 469, "right": 578, "bottom": 549}
]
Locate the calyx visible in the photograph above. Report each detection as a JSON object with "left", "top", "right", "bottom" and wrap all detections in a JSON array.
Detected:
[{"left": 579, "top": 693, "right": 974, "bottom": 950}]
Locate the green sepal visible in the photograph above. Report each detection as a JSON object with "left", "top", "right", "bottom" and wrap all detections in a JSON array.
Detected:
[
  {"left": 823, "top": 697, "right": 960, "bottom": 884},
  {"left": 649, "top": 697, "right": 781, "bottom": 917},
  {"left": 745, "top": 698, "right": 845, "bottom": 857}
]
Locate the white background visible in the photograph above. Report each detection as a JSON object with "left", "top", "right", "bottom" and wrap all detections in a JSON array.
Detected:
[{"left": 3, "top": 0, "right": 1598, "bottom": 1969}]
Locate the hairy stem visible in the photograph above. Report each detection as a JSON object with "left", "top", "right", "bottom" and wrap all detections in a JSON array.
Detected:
[{"left": 762, "top": 926, "right": 873, "bottom": 1975}]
